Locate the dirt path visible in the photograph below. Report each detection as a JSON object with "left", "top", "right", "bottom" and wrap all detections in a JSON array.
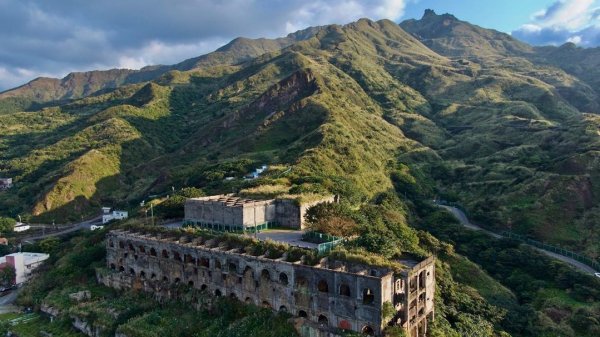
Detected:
[{"left": 438, "top": 205, "right": 598, "bottom": 275}]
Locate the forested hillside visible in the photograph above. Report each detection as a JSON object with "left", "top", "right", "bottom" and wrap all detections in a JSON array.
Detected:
[{"left": 1, "top": 10, "right": 600, "bottom": 336}]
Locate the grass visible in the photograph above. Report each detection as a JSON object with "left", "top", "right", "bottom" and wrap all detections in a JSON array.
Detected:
[
  {"left": 446, "top": 254, "right": 517, "bottom": 308},
  {"left": 534, "top": 288, "right": 592, "bottom": 309},
  {"left": 0, "top": 313, "right": 85, "bottom": 337}
]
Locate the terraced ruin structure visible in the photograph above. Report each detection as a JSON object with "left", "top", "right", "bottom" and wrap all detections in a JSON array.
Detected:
[
  {"left": 101, "top": 228, "right": 435, "bottom": 337},
  {"left": 184, "top": 194, "right": 335, "bottom": 231}
]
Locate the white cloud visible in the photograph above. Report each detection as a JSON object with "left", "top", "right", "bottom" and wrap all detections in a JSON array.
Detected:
[
  {"left": 533, "top": 0, "right": 594, "bottom": 29},
  {"left": 513, "top": 0, "right": 600, "bottom": 47},
  {"left": 283, "top": 0, "right": 406, "bottom": 34},
  {"left": 566, "top": 35, "right": 582, "bottom": 44},
  {"left": 0, "top": 0, "right": 408, "bottom": 91}
]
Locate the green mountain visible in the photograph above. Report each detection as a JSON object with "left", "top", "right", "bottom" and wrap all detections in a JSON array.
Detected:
[
  {"left": 1, "top": 11, "right": 599, "bottom": 257},
  {"left": 2, "top": 10, "right": 600, "bottom": 337},
  {"left": 0, "top": 26, "right": 321, "bottom": 114}
]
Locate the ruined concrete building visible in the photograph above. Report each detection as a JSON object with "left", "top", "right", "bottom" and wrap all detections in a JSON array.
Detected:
[
  {"left": 101, "top": 229, "right": 435, "bottom": 337},
  {"left": 184, "top": 194, "right": 335, "bottom": 231}
]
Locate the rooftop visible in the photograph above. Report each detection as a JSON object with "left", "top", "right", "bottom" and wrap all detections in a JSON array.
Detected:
[
  {"left": 110, "top": 226, "right": 404, "bottom": 276},
  {"left": 0, "top": 252, "right": 50, "bottom": 265},
  {"left": 189, "top": 194, "right": 273, "bottom": 207}
]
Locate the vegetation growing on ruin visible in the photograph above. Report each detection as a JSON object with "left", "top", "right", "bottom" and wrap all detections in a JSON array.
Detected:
[{"left": 2, "top": 9, "right": 600, "bottom": 337}]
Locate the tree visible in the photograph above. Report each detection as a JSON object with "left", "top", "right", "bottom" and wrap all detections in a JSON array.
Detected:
[
  {"left": 0, "top": 265, "right": 15, "bottom": 287},
  {"left": 39, "top": 237, "right": 60, "bottom": 254},
  {"left": 155, "top": 187, "right": 205, "bottom": 219},
  {"left": 0, "top": 217, "right": 15, "bottom": 234},
  {"left": 304, "top": 202, "right": 358, "bottom": 237}
]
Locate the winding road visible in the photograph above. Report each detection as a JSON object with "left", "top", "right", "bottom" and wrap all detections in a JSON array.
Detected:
[
  {"left": 19, "top": 216, "right": 102, "bottom": 243},
  {"left": 438, "top": 205, "right": 598, "bottom": 275}
]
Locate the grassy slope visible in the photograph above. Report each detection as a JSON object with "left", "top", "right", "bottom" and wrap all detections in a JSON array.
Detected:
[{"left": 1, "top": 14, "right": 599, "bottom": 257}]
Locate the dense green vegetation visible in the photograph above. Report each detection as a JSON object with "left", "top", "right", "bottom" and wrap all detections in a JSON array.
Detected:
[
  {"left": 1, "top": 9, "right": 600, "bottom": 337},
  {"left": 417, "top": 207, "right": 600, "bottom": 337}
]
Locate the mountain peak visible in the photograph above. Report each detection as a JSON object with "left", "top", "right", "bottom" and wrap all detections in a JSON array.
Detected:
[
  {"left": 401, "top": 10, "right": 532, "bottom": 58},
  {"left": 422, "top": 8, "right": 437, "bottom": 19}
]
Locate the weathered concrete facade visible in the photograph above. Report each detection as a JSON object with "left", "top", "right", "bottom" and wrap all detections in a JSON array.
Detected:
[
  {"left": 184, "top": 195, "right": 276, "bottom": 230},
  {"left": 184, "top": 194, "right": 335, "bottom": 230},
  {"left": 102, "top": 230, "right": 435, "bottom": 336}
]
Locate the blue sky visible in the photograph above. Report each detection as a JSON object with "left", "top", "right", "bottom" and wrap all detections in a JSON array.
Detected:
[
  {"left": 1, "top": 0, "right": 599, "bottom": 91},
  {"left": 403, "top": 0, "right": 555, "bottom": 32}
]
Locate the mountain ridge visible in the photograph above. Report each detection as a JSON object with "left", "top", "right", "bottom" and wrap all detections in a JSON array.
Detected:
[{"left": 0, "top": 26, "right": 323, "bottom": 113}]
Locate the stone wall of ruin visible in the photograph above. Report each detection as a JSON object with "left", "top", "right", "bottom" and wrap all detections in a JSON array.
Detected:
[{"left": 104, "top": 231, "right": 395, "bottom": 335}]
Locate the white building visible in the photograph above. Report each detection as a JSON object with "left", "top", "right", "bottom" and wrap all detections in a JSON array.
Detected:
[
  {"left": 0, "top": 178, "right": 12, "bottom": 190},
  {"left": 13, "top": 222, "right": 30, "bottom": 232},
  {"left": 0, "top": 252, "right": 49, "bottom": 284},
  {"left": 102, "top": 207, "right": 128, "bottom": 224}
]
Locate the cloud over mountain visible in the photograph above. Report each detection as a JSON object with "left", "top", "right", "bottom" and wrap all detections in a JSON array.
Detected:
[
  {"left": 0, "top": 0, "right": 406, "bottom": 91},
  {"left": 513, "top": 0, "right": 600, "bottom": 47}
]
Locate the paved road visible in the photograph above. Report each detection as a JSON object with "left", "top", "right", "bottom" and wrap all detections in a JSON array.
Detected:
[
  {"left": 0, "top": 289, "right": 21, "bottom": 314},
  {"left": 438, "top": 205, "right": 598, "bottom": 275},
  {"left": 20, "top": 216, "right": 102, "bottom": 242}
]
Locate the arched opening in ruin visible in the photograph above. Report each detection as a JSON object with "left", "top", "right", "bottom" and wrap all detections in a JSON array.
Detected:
[
  {"left": 215, "top": 260, "right": 222, "bottom": 269},
  {"left": 317, "top": 280, "right": 329, "bottom": 293},
  {"left": 119, "top": 241, "right": 125, "bottom": 249},
  {"left": 279, "top": 305, "right": 287, "bottom": 313},
  {"left": 140, "top": 271, "right": 146, "bottom": 279},
  {"left": 139, "top": 245, "right": 146, "bottom": 253},
  {"left": 110, "top": 263, "right": 115, "bottom": 270},
  {"left": 200, "top": 284, "right": 207, "bottom": 291},
  {"left": 261, "top": 269, "right": 270, "bottom": 281},
  {"left": 215, "top": 289, "right": 222, "bottom": 297},
  {"left": 362, "top": 288, "right": 375, "bottom": 305},
  {"left": 229, "top": 262, "right": 237, "bottom": 273},
  {"left": 128, "top": 243, "right": 135, "bottom": 251},
  {"left": 229, "top": 293, "right": 238, "bottom": 300},
  {"left": 174, "top": 277, "right": 181, "bottom": 284},
  {"left": 298, "top": 310, "right": 308, "bottom": 318},
  {"left": 150, "top": 248, "right": 157, "bottom": 256},
  {"left": 151, "top": 273, "right": 156, "bottom": 279},
  {"left": 262, "top": 301, "right": 271, "bottom": 309},
  {"left": 109, "top": 240, "right": 114, "bottom": 247},
  {"left": 129, "top": 268, "right": 135, "bottom": 275},
  {"left": 200, "top": 257, "right": 210, "bottom": 268},
  {"left": 279, "top": 272, "right": 288, "bottom": 285},
  {"left": 173, "top": 251, "right": 182, "bottom": 261},
  {"left": 188, "top": 280, "right": 194, "bottom": 287},
  {"left": 162, "top": 249, "right": 169, "bottom": 258},
  {"left": 318, "top": 315, "right": 329, "bottom": 326},
  {"left": 339, "top": 283, "right": 351, "bottom": 297},
  {"left": 119, "top": 266, "right": 125, "bottom": 272},
  {"left": 361, "top": 325, "right": 375, "bottom": 336},
  {"left": 245, "top": 297, "right": 253, "bottom": 304},
  {"left": 163, "top": 276, "right": 169, "bottom": 282}
]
